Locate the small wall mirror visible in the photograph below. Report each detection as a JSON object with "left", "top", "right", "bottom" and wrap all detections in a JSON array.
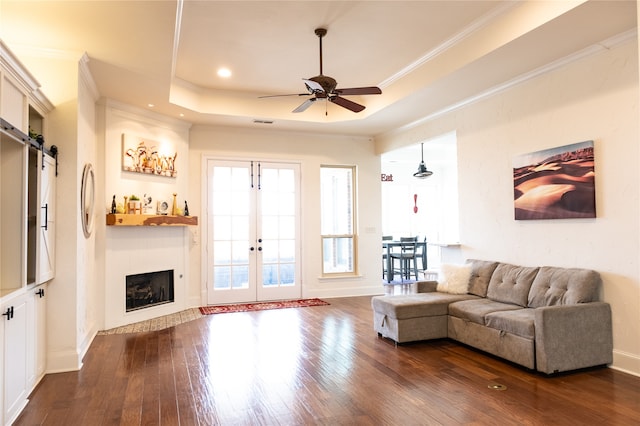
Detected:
[{"left": 81, "top": 163, "right": 95, "bottom": 238}]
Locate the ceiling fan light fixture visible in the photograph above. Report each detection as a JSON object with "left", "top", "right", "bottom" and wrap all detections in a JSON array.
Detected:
[
  {"left": 259, "top": 27, "right": 381, "bottom": 114},
  {"left": 413, "top": 143, "right": 433, "bottom": 178}
]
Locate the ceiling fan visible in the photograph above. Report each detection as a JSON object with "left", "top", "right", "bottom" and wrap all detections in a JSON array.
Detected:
[{"left": 260, "top": 28, "right": 382, "bottom": 114}]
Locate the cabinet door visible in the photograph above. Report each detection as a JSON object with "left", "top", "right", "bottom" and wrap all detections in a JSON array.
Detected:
[
  {"left": 2, "top": 295, "right": 29, "bottom": 425},
  {"left": 37, "top": 154, "right": 56, "bottom": 284},
  {"left": 1, "top": 73, "right": 28, "bottom": 132},
  {"left": 33, "top": 284, "right": 46, "bottom": 387}
]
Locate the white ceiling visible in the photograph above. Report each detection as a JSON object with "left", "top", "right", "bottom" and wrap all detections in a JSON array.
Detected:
[{"left": 0, "top": 1, "right": 636, "bottom": 138}]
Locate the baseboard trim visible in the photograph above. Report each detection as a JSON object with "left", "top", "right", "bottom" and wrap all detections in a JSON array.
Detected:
[{"left": 611, "top": 349, "right": 640, "bottom": 377}]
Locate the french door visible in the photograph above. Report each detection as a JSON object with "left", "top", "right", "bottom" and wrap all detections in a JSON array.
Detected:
[{"left": 206, "top": 159, "right": 301, "bottom": 304}]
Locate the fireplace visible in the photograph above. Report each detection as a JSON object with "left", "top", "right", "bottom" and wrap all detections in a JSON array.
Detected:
[{"left": 125, "top": 269, "right": 175, "bottom": 312}]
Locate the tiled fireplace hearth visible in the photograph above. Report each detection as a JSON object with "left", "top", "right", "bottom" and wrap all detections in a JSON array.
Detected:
[{"left": 105, "top": 226, "right": 188, "bottom": 329}]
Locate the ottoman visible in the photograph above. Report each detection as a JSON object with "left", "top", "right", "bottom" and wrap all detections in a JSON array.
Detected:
[{"left": 371, "top": 293, "right": 478, "bottom": 343}]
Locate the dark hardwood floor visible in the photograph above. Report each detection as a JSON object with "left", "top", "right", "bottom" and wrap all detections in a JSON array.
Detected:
[{"left": 15, "top": 296, "right": 640, "bottom": 425}]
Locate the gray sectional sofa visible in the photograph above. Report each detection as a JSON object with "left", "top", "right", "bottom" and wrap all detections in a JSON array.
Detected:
[{"left": 371, "top": 260, "right": 613, "bottom": 374}]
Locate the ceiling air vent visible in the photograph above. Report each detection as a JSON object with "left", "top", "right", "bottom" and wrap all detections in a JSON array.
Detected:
[{"left": 253, "top": 119, "right": 274, "bottom": 124}]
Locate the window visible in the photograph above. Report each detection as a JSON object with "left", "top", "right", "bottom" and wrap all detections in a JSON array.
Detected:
[{"left": 320, "top": 165, "right": 357, "bottom": 275}]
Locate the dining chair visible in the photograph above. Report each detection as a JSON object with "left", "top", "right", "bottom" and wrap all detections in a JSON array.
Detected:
[
  {"left": 390, "top": 236, "right": 419, "bottom": 281},
  {"left": 415, "top": 236, "right": 427, "bottom": 272},
  {"left": 382, "top": 235, "right": 393, "bottom": 277}
]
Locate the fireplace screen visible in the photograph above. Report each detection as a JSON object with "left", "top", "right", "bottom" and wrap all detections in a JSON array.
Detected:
[{"left": 126, "top": 269, "right": 174, "bottom": 312}]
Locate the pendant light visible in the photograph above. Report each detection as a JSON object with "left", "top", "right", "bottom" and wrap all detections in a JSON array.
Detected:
[{"left": 413, "top": 143, "right": 433, "bottom": 178}]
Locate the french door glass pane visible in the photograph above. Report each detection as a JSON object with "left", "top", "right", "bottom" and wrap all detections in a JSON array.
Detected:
[
  {"left": 260, "top": 167, "right": 296, "bottom": 288},
  {"left": 212, "top": 165, "right": 251, "bottom": 291}
]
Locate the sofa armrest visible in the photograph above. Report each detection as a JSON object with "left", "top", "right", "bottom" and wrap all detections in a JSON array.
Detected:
[
  {"left": 417, "top": 280, "right": 438, "bottom": 293},
  {"left": 534, "top": 302, "right": 612, "bottom": 374}
]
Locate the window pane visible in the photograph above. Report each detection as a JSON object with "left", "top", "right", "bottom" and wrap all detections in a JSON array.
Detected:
[
  {"left": 320, "top": 166, "right": 356, "bottom": 275},
  {"left": 320, "top": 167, "right": 353, "bottom": 234},
  {"left": 280, "top": 264, "right": 295, "bottom": 285},
  {"left": 262, "top": 264, "right": 279, "bottom": 286},
  {"left": 262, "top": 240, "right": 279, "bottom": 263},
  {"left": 232, "top": 266, "right": 249, "bottom": 289},
  {"left": 213, "top": 266, "right": 230, "bottom": 289},
  {"left": 322, "top": 237, "right": 354, "bottom": 274}
]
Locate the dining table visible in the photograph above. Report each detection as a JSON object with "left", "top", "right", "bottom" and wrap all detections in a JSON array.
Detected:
[{"left": 382, "top": 239, "right": 427, "bottom": 283}]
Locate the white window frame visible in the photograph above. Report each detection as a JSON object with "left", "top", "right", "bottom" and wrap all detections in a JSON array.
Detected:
[{"left": 320, "top": 165, "right": 358, "bottom": 276}]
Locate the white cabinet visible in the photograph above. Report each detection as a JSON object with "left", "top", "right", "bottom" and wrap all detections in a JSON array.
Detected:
[
  {"left": 1, "top": 292, "right": 29, "bottom": 426},
  {"left": 27, "top": 284, "right": 47, "bottom": 391},
  {"left": 0, "top": 73, "right": 28, "bottom": 133},
  {"left": 1, "top": 39, "right": 54, "bottom": 426},
  {"left": 0, "top": 285, "right": 47, "bottom": 426}
]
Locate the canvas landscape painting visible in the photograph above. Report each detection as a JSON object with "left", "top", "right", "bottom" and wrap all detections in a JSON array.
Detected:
[{"left": 513, "top": 140, "right": 595, "bottom": 220}]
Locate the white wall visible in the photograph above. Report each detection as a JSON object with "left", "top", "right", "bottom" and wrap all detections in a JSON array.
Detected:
[
  {"left": 100, "top": 101, "right": 192, "bottom": 328},
  {"left": 16, "top": 52, "right": 102, "bottom": 372},
  {"left": 377, "top": 37, "right": 640, "bottom": 375},
  {"left": 75, "top": 59, "right": 100, "bottom": 361},
  {"left": 188, "top": 126, "right": 383, "bottom": 301}
]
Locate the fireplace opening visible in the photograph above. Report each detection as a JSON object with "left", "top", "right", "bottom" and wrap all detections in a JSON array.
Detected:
[{"left": 126, "top": 269, "right": 174, "bottom": 312}]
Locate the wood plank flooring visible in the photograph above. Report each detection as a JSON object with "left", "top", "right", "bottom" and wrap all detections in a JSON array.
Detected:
[{"left": 15, "top": 296, "right": 640, "bottom": 425}]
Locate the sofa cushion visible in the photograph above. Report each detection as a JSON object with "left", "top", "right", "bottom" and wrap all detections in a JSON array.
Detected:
[
  {"left": 437, "top": 263, "right": 472, "bottom": 294},
  {"left": 485, "top": 308, "right": 536, "bottom": 339},
  {"left": 486, "top": 263, "right": 539, "bottom": 307},
  {"left": 528, "top": 266, "right": 601, "bottom": 308},
  {"left": 448, "top": 299, "right": 522, "bottom": 325},
  {"left": 467, "top": 260, "right": 499, "bottom": 297},
  {"left": 371, "top": 293, "right": 478, "bottom": 320}
]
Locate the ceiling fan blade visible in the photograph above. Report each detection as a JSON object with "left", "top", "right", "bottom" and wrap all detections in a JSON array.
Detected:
[
  {"left": 292, "top": 98, "right": 317, "bottom": 113},
  {"left": 303, "top": 79, "right": 324, "bottom": 93},
  {"left": 334, "top": 86, "right": 382, "bottom": 96},
  {"left": 329, "top": 96, "right": 365, "bottom": 113},
  {"left": 258, "top": 93, "right": 309, "bottom": 98}
]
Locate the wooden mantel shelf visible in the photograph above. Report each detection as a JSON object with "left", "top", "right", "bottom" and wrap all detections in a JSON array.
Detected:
[{"left": 106, "top": 214, "right": 198, "bottom": 227}]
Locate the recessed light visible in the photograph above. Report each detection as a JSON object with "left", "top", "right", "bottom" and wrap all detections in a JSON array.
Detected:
[
  {"left": 147, "top": 103, "right": 155, "bottom": 108},
  {"left": 179, "top": 113, "right": 184, "bottom": 117},
  {"left": 217, "top": 68, "right": 232, "bottom": 78}
]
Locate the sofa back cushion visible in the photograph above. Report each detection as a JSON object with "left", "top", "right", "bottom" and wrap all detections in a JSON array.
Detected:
[
  {"left": 466, "top": 260, "right": 499, "bottom": 297},
  {"left": 527, "top": 266, "right": 601, "bottom": 308},
  {"left": 486, "top": 263, "right": 539, "bottom": 307}
]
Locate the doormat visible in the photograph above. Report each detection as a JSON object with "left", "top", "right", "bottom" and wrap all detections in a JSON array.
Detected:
[{"left": 199, "top": 298, "right": 329, "bottom": 315}]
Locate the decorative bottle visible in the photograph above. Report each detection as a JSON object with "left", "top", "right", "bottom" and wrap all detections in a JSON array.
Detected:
[
  {"left": 171, "top": 193, "right": 178, "bottom": 215},
  {"left": 111, "top": 195, "right": 116, "bottom": 214},
  {"left": 184, "top": 201, "right": 190, "bottom": 216}
]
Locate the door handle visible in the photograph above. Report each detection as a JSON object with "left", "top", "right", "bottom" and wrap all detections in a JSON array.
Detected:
[
  {"left": 2, "top": 306, "right": 14, "bottom": 321},
  {"left": 41, "top": 204, "right": 48, "bottom": 230},
  {"left": 36, "top": 288, "right": 45, "bottom": 298}
]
